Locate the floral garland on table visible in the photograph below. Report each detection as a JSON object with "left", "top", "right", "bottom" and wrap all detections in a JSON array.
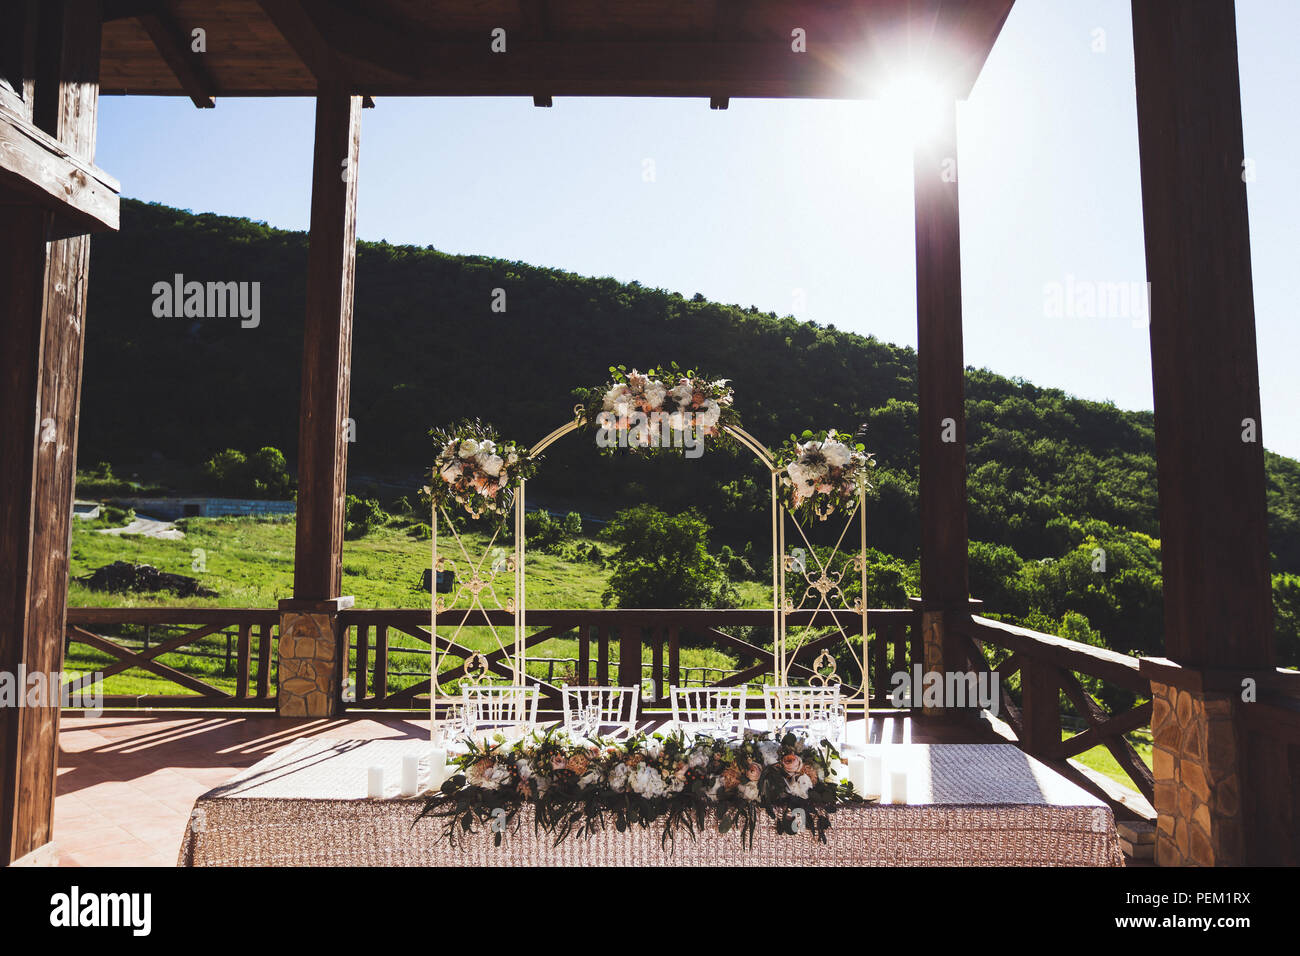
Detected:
[
  {"left": 428, "top": 421, "right": 539, "bottom": 520},
  {"left": 776, "top": 429, "right": 876, "bottom": 521},
  {"left": 414, "top": 727, "right": 869, "bottom": 849},
  {"left": 575, "top": 365, "right": 738, "bottom": 454}
]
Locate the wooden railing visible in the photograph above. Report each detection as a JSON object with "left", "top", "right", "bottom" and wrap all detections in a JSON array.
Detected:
[
  {"left": 340, "top": 607, "right": 919, "bottom": 715},
  {"left": 950, "top": 614, "right": 1155, "bottom": 818},
  {"left": 64, "top": 608, "right": 278, "bottom": 707}
]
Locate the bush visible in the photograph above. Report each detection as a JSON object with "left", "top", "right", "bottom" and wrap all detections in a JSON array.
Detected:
[
  {"left": 202, "top": 446, "right": 295, "bottom": 498},
  {"left": 562, "top": 511, "right": 583, "bottom": 537},
  {"left": 599, "top": 504, "right": 731, "bottom": 609},
  {"left": 408, "top": 522, "right": 432, "bottom": 540},
  {"left": 345, "top": 495, "right": 388, "bottom": 539}
]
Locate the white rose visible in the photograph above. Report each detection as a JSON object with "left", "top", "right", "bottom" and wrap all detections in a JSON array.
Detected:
[
  {"left": 458, "top": 439, "right": 479, "bottom": 459},
  {"left": 697, "top": 400, "right": 721, "bottom": 428},
  {"left": 822, "top": 441, "right": 851, "bottom": 468},
  {"left": 643, "top": 382, "right": 667, "bottom": 410},
  {"left": 609, "top": 763, "right": 630, "bottom": 792},
  {"left": 440, "top": 461, "right": 462, "bottom": 482},
  {"left": 643, "top": 737, "right": 663, "bottom": 759},
  {"left": 578, "top": 770, "right": 602, "bottom": 790},
  {"left": 479, "top": 453, "right": 504, "bottom": 477},
  {"left": 516, "top": 759, "right": 533, "bottom": 780},
  {"left": 739, "top": 781, "right": 759, "bottom": 801},
  {"left": 688, "top": 749, "right": 710, "bottom": 769},
  {"left": 758, "top": 741, "right": 780, "bottom": 765},
  {"left": 602, "top": 384, "right": 629, "bottom": 411},
  {"left": 669, "top": 382, "right": 693, "bottom": 406},
  {"left": 787, "top": 773, "right": 814, "bottom": 799}
]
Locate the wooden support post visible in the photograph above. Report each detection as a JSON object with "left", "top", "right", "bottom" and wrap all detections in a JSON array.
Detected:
[
  {"left": 913, "top": 101, "right": 970, "bottom": 708},
  {"left": 278, "top": 74, "right": 361, "bottom": 717},
  {"left": 0, "top": 0, "right": 102, "bottom": 866},
  {"left": 292, "top": 76, "right": 360, "bottom": 603},
  {"left": 1131, "top": 0, "right": 1284, "bottom": 866}
]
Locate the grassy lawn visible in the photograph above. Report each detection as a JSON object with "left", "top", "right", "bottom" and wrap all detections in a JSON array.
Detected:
[
  {"left": 1065, "top": 727, "right": 1155, "bottom": 793},
  {"left": 66, "top": 513, "right": 771, "bottom": 698}
]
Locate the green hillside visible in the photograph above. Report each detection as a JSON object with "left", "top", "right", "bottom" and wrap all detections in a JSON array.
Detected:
[{"left": 78, "top": 199, "right": 1300, "bottom": 665}]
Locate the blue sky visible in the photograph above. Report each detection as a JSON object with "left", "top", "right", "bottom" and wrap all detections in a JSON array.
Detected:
[{"left": 96, "top": 0, "right": 1300, "bottom": 458}]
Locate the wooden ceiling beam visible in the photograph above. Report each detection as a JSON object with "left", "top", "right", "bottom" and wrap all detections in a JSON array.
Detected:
[
  {"left": 136, "top": 10, "right": 217, "bottom": 107},
  {"left": 256, "top": 0, "right": 380, "bottom": 103}
]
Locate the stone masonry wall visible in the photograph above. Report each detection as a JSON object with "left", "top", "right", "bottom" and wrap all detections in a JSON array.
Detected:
[{"left": 1150, "top": 680, "right": 1243, "bottom": 866}]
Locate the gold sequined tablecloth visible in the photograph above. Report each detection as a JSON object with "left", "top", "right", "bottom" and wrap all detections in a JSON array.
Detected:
[{"left": 177, "top": 738, "right": 1124, "bottom": 867}]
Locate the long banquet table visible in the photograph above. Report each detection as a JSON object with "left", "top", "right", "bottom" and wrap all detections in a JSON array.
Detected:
[{"left": 177, "top": 737, "right": 1123, "bottom": 866}]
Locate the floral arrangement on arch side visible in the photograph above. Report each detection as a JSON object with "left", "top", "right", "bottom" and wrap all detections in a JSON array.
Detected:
[
  {"left": 413, "top": 726, "right": 868, "bottom": 850},
  {"left": 574, "top": 364, "right": 738, "bottom": 454},
  {"left": 776, "top": 429, "right": 876, "bottom": 521},
  {"left": 428, "top": 420, "right": 539, "bottom": 520}
]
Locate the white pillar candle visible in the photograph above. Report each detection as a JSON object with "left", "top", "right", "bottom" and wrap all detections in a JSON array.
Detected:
[
  {"left": 430, "top": 747, "right": 447, "bottom": 786},
  {"left": 400, "top": 754, "right": 419, "bottom": 796},
  {"left": 848, "top": 756, "right": 867, "bottom": 795},
  {"left": 864, "top": 754, "right": 882, "bottom": 799},
  {"left": 367, "top": 766, "right": 385, "bottom": 799},
  {"left": 888, "top": 768, "right": 908, "bottom": 805}
]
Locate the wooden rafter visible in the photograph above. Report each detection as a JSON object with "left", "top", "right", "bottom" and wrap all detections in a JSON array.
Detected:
[{"left": 136, "top": 9, "right": 216, "bottom": 107}]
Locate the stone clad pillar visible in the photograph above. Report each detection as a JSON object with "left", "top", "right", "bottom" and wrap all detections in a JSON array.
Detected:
[
  {"left": 277, "top": 597, "right": 352, "bottom": 717},
  {"left": 1147, "top": 676, "right": 1243, "bottom": 866}
]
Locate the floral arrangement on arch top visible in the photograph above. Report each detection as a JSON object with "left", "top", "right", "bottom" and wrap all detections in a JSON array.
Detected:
[
  {"left": 775, "top": 429, "right": 876, "bottom": 521},
  {"left": 574, "top": 364, "right": 738, "bottom": 454},
  {"left": 414, "top": 725, "right": 868, "bottom": 849},
  {"left": 428, "top": 420, "right": 539, "bottom": 520}
]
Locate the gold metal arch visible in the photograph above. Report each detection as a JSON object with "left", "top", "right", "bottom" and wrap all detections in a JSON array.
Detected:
[{"left": 430, "top": 407, "right": 869, "bottom": 739}]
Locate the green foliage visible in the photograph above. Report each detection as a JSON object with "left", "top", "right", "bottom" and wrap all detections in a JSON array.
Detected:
[
  {"left": 600, "top": 505, "right": 735, "bottom": 610},
  {"left": 344, "top": 495, "right": 388, "bottom": 540},
  {"left": 201, "top": 446, "right": 295, "bottom": 498},
  {"left": 75, "top": 200, "right": 1300, "bottom": 666},
  {"left": 562, "top": 511, "right": 583, "bottom": 538}
]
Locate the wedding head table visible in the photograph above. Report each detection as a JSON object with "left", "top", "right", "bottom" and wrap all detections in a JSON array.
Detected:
[{"left": 176, "top": 737, "right": 1123, "bottom": 867}]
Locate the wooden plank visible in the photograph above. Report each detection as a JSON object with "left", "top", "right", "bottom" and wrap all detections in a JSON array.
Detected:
[
  {"left": 256, "top": 622, "right": 272, "bottom": 699},
  {"left": 291, "top": 74, "right": 360, "bottom": 600},
  {"left": 235, "top": 622, "right": 250, "bottom": 698},
  {"left": 913, "top": 98, "right": 968, "bottom": 615},
  {"left": 0, "top": 108, "right": 118, "bottom": 231},
  {"left": 374, "top": 623, "right": 388, "bottom": 703},
  {"left": 66, "top": 624, "right": 232, "bottom": 698},
  {"left": 354, "top": 623, "right": 368, "bottom": 701},
  {"left": 67, "top": 607, "right": 279, "bottom": 626},
  {"left": 136, "top": 10, "right": 217, "bottom": 107},
  {"left": 1018, "top": 661, "right": 1061, "bottom": 761},
  {"left": 618, "top": 624, "right": 640, "bottom": 693},
  {"left": 651, "top": 629, "right": 663, "bottom": 701},
  {"left": 0, "top": 0, "right": 102, "bottom": 866},
  {"left": 968, "top": 617, "right": 1148, "bottom": 692},
  {"left": 597, "top": 626, "right": 609, "bottom": 686},
  {"left": 1059, "top": 670, "right": 1154, "bottom": 803}
]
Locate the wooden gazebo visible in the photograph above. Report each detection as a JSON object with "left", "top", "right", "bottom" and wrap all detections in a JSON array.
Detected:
[{"left": 1, "top": 0, "right": 1295, "bottom": 867}]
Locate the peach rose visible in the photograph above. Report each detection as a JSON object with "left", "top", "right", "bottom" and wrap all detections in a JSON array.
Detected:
[
  {"left": 567, "top": 752, "right": 590, "bottom": 776},
  {"left": 745, "top": 762, "right": 762, "bottom": 782},
  {"left": 720, "top": 765, "right": 742, "bottom": 789},
  {"left": 782, "top": 753, "right": 804, "bottom": 775},
  {"left": 801, "top": 761, "right": 820, "bottom": 781},
  {"left": 551, "top": 754, "right": 567, "bottom": 771}
]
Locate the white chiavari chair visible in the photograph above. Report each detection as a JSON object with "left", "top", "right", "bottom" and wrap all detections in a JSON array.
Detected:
[
  {"left": 763, "top": 685, "right": 844, "bottom": 743},
  {"left": 669, "top": 686, "right": 749, "bottom": 738},
  {"left": 460, "top": 685, "right": 540, "bottom": 742},
  {"left": 560, "top": 685, "right": 640, "bottom": 739}
]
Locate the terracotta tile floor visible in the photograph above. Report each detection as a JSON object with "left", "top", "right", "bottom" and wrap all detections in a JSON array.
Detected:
[
  {"left": 53, "top": 711, "right": 991, "bottom": 866},
  {"left": 55, "top": 712, "right": 429, "bottom": 866}
]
